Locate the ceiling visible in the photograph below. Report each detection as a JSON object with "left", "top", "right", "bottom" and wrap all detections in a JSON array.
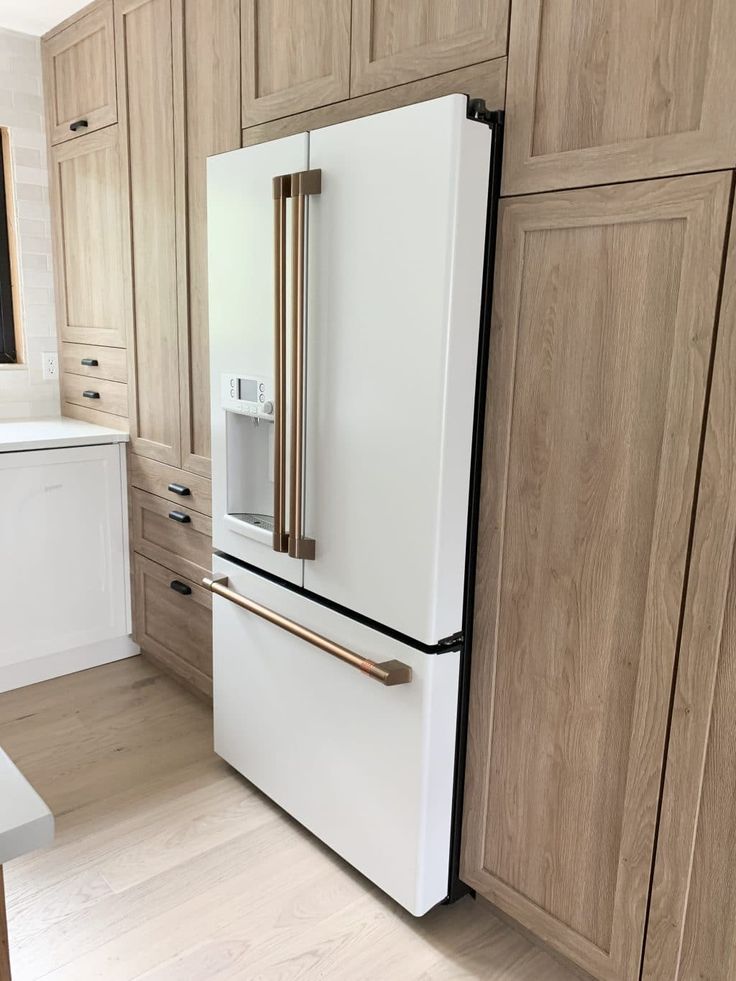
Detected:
[{"left": 0, "top": 0, "right": 88, "bottom": 36}]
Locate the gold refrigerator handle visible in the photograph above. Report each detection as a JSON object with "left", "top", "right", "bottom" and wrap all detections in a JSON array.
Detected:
[
  {"left": 203, "top": 574, "right": 413, "bottom": 686},
  {"left": 288, "top": 169, "right": 321, "bottom": 561},
  {"left": 272, "top": 175, "right": 290, "bottom": 553}
]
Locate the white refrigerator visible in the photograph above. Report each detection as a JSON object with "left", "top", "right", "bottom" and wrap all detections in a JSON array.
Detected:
[{"left": 206, "top": 95, "right": 502, "bottom": 916}]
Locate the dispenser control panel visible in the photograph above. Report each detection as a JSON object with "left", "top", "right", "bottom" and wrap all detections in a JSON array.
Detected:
[{"left": 221, "top": 374, "right": 274, "bottom": 419}]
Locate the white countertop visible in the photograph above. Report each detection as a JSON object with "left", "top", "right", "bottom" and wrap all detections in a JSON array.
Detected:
[
  {"left": 0, "top": 749, "right": 54, "bottom": 864},
  {"left": 0, "top": 417, "right": 129, "bottom": 453}
]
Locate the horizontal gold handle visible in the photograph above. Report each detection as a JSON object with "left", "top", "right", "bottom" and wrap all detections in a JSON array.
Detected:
[{"left": 203, "top": 574, "right": 412, "bottom": 687}]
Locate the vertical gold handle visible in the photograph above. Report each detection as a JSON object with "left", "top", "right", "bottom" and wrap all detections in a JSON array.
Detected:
[
  {"left": 272, "top": 175, "right": 290, "bottom": 553},
  {"left": 288, "top": 169, "right": 321, "bottom": 561}
]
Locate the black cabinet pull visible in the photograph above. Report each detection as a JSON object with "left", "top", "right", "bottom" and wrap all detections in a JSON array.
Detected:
[
  {"left": 168, "top": 510, "right": 191, "bottom": 523},
  {"left": 82, "top": 390, "right": 100, "bottom": 399},
  {"left": 167, "top": 482, "right": 191, "bottom": 496},
  {"left": 81, "top": 358, "right": 99, "bottom": 367},
  {"left": 69, "top": 119, "right": 88, "bottom": 132},
  {"left": 169, "top": 580, "right": 192, "bottom": 596}
]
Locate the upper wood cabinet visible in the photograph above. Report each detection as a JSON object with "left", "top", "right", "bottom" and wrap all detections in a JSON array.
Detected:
[
  {"left": 50, "top": 126, "right": 128, "bottom": 349},
  {"left": 350, "top": 0, "right": 508, "bottom": 97},
  {"left": 241, "top": 0, "right": 350, "bottom": 126},
  {"left": 460, "top": 171, "right": 732, "bottom": 981},
  {"left": 174, "top": 0, "right": 242, "bottom": 477},
  {"left": 642, "top": 196, "right": 736, "bottom": 981},
  {"left": 116, "top": 0, "right": 181, "bottom": 466},
  {"left": 42, "top": 1, "right": 117, "bottom": 145},
  {"left": 503, "top": 0, "right": 736, "bottom": 195}
]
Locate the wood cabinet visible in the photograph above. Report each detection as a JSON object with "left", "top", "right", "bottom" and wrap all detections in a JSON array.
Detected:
[
  {"left": 131, "top": 488, "right": 213, "bottom": 585},
  {"left": 350, "top": 0, "right": 507, "bottom": 97},
  {"left": 133, "top": 554, "right": 213, "bottom": 700},
  {"left": 241, "top": 0, "right": 350, "bottom": 126},
  {"left": 116, "top": 0, "right": 181, "bottom": 466},
  {"left": 460, "top": 172, "right": 732, "bottom": 981},
  {"left": 42, "top": 0, "right": 117, "bottom": 145},
  {"left": 174, "top": 0, "right": 241, "bottom": 476},
  {"left": 641, "top": 200, "right": 736, "bottom": 981},
  {"left": 503, "top": 0, "right": 736, "bottom": 195},
  {"left": 50, "top": 127, "right": 128, "bottom": 349}
]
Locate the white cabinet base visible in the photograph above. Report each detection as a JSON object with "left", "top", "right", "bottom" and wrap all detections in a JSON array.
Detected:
[{"left": 0, "top": 637, "right": 139, "bottom": 695}]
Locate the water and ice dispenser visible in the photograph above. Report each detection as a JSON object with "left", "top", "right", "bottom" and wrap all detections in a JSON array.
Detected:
[{"left": 221, "top": 373, "right": 278, "bottom": 542}]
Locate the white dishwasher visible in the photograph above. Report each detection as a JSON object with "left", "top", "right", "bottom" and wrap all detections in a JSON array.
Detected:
[{"left": 0, "top": 425, "right": 135, "bottom": 692}]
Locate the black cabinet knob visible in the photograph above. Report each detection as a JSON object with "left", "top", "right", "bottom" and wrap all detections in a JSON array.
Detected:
[
  {"left": 69, "top": 119, "right": 88, "bottom": 132},
  {"left": 167, "top": 482, "right": 191, "bottom": 496},
  {"left": 82, "top": 390, "right": 100, "bottom": 399},
  {"left": 169, "top": 580, "right": 192, "bottom": 595},
  {"left": 168, "top": 510, "right": 191, "bottom": 523},
  {"left": 81, "top": 358, "right": 99, "bottom": 367}
]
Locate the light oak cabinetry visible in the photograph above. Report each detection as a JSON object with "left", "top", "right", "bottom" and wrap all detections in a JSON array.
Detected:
[
  {"left": 116, "top": 0, "right": 181, "bottom": 466},
  {"left": 131, "top": 488, "right": 213, "bottom": 585},
  {"left": 461, "top": 172, "right": 732, "bottom": 981},
  {"left": 175, "top": 0, "right": 241, "bottom": 476},
  {"left": 503, "top": 0, "right": 736, "bottom": 195},
  {"left": 350, "top": 0, "right": 508, "bottom": 97},
  {"left": 241, "top": 0, "right": 350, "bottom": 125},
  {"left": 641, "top": 201, "right": 736, "bottom": 981},
  {"left": 50, "top": 127, "right": 128, "bottom": 350},
  {"left": 42, "top": 0, "right": 117, "bottom": 145}
]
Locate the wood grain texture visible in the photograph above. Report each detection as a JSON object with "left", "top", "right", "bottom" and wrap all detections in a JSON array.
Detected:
[
  {"left": 503, "top": 0, "right": 736, "bottom": 195},
  {"left": 128, "top": 453, "right": 212, "bottom": 515},
  {"left": 350, "top": 0, "right": 508, "bottom": 97},
  {"left": 50, "top": 127, "right": 128, "bottom": 350},
  {"left": 241, "top": 0, "right": 350, "bottom": 125},
  {"left": 131, "top": 487, "right": 213, "bottom": 584},
  {"left": 173, "top": 0, "right": 241, "bottom": 477},
  {"left": 0, "top": 657, "right": 582, "bottom": 980},
  {"left": 61, "top": 373, "right": 128, "bottom": 418},
  {"left": 0, "top": 868, "right": 8, "bottom": 981},
  {"left": 642, "top": 185, "right": 736, "bottom": 981},
  {"left": 61, "top": 401, "right": 130, "bottom": 432},
  {"left": 133, "top": 554, "right": 213, "bottom": 700},
  {"left": 42, "top": 0, "right": 117, "bottom": 145},
  {"left": 117, "top": 0, "right": 182, "bottom": 467},
  {"left": 243, "top": 57, "right": 506, "bottom": 145},
  {"left": 61, "top": 343, "right": 128, "bottom": 383},
  {"left": 460, "top": 172, "right": 732, "bottom": 981}
]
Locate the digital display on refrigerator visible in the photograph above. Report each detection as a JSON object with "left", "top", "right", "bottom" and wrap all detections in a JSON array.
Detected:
[{"left": 238, "top": 378, "right": 258, "bottom": 402}]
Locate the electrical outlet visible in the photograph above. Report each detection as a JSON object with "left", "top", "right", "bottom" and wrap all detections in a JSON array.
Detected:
[{"left": 42, "top": 352, "right": 58, "bottom": 380}]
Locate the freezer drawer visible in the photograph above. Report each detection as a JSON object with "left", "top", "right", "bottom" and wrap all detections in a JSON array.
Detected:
[{"left": 211, "top": 553, "right": 460, "bottom": 916}]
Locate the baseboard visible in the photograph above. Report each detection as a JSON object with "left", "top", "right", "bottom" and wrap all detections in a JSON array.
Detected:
[{"left": 0, "top": 636, "right": 140, "bottom": 694}]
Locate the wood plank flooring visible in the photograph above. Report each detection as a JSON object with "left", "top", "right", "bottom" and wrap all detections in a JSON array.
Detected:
[{"left": 0, "top": 656, "right": 580, "bottom": 980}]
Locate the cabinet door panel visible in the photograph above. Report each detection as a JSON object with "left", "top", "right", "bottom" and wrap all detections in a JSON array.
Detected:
[
  {"left": 460, "top": 172, "right": 731, "bottom": 981},
  {"left": 50, "top": 127, "right": 128, "bottom": 349},
  {"left": 503, "top": 0, "right": 736, "bottom": 194},
  {"left": 174, "top": 0, "right": 241, "bottom": 477},
  {"left": 43, "top": 1, "right": 117, "bottom": 145},
  {"left": 241, "top": 0, "right": 350, "bottom": 125},
  {"left": 350, "top": 0, "right": 508, "bottom": 97},
  {"left": 642, "top": 199, "right": 736, "bottom": 981},
  {"left": 117, "top": 0, "right": 181, "bottom": 466}
]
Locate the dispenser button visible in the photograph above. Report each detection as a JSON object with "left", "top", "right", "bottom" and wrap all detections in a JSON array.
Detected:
[
  {"left": 263, "top": 401, "right": 274, "bottom": 415},
  {"left": 259, "top": 393, "right": 265, "bottom": 403},
  {"left": 259, "top": 382, "right": 265, "bottom": 393}
]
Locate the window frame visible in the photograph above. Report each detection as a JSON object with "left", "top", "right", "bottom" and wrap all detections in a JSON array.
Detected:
[{"left": 0, "top": 134, "right": 17, "bottom": 364}]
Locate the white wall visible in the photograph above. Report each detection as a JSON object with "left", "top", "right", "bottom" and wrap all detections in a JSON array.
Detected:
[{"left": 0, "top": 26, "right": 59, "bottom": 419}]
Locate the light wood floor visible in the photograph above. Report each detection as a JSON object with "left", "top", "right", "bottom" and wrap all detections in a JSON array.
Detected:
[{"left": 0, "top": 656, "right": 579, "bottom": 980}]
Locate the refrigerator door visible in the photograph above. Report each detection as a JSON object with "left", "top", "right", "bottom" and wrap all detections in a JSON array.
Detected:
[
  {"left": 212, "top": 553, "right": 460, "bottom": 916},
  {"left": 208, "top": 134, "right": 308, "bottom": 586},
  {"left": 303, "top": 96, "right": 492, "bottom": 644}
]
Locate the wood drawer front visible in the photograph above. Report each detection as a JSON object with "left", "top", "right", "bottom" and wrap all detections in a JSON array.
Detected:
[
  {"left": 62, "top": 343, "right": 128, "bottom": 383},
  {"left": 133, "top": 554, "right": 212, "bottom": 699},
  {"left": 43, "top": 1, "right": 117, "bottom": 145},
  {"left": 62, "top": 401, "right": 129, "bottom": 432},
  {"left": 62, "top": 373, "right": 128, "bottom": 418},
  {"left": 132, "top": 488, "right": 212, "bottom": 584},
  {"left": 129, "top": 454, "right": 212, "bottom": 516}
]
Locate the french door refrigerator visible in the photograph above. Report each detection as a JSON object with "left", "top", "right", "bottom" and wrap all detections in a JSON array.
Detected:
[{"left": 206, "top": 95, "right": 502, "bottom": 916}]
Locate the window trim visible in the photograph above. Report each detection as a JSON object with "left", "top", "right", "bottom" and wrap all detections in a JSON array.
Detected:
[{"left": 0, "top": 134, "right": 17, "bottom": 364}]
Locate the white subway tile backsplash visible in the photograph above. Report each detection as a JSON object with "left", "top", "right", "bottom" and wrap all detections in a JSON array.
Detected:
[{"left": 0, "top": 26, "right": 59, "bottom": 420}]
